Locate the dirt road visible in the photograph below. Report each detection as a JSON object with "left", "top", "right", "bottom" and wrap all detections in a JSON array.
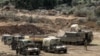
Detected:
[
  {"left": 0, "top": 32, "right": 100, "bottom": 56},
  {"left": 16, "top": 12, "right": 76, "bottom": 20}
]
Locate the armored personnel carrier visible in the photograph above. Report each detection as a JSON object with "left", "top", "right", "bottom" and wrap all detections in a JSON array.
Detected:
[
  {"left": 59, "top": 24, "right": 93, "bottom": 45},
  {"left": 60, "top": 30, "right": 93, "bottom": 45}
]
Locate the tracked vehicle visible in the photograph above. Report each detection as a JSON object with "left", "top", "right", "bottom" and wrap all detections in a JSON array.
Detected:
[{"left": 60, "top": 30, "right": 93, "bottom": 45}]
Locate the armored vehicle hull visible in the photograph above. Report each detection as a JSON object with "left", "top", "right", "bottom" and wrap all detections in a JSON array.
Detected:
[{"left": 60, "top": 30, "right": 93, "bottom": 45}]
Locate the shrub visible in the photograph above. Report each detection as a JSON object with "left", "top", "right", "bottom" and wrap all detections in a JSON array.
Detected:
[
  {"left": 77, "top": 17, "right": 88, "bottom": 23},
  {"left": 55, "top": 18, "right": 68, "bottom": 27},
  {"left": 95, "top": 6, "right": 100, "bottom": 17},
  {"left": 88, "top": 16, "right": 97, "bottom": 22},
  {"left": 13, "top": 16, "right": 21, "bottom": 22},
  {"left": 26, "top": 16, "right": 53, "bottom": 24},
  {"left": 0, "top": 14, "right": 7, "bottom": 21},
  {"left": 27, "top": 16, "right": 33, "bottom": 23},
  {"left": 0, "top": 11, "right": 16, "bottom": 21},
  {"left": 11, "top": 0, "right": 59, "bottom": 10},
  {"left": 73, "top": 6, "right": 89, "bottom": 17},
  {"left": 96, "top": 20, "right": 100, "bottom": 26},
  {"left": 54, "top": 4, "right": 74, "bottom": 15},
  {"left": 72, "top": 5, "right": 96, "bottom": 17}
]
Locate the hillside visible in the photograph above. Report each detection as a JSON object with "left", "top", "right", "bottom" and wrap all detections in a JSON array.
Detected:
[{"left": 0, "top": 0, "right": 9, "bottom": 3}]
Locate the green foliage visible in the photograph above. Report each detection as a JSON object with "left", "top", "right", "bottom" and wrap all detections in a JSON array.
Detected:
[
  {"left": 11, "top": 0, "right": 59, "bottom": 10},
  {"left": 0, "top": 0, "right": 9, "bottom": 3},
  {"left": 95, "top": 6, "right": 100, "bottom": 17},
  {"left": 72, "top": 5, "right": 95, "bottom": 17},
  {"left": 73, "top": 7, "right": 87, "bottom": 17},
  {"left": 96, "top": 20, "right": 100, "bottom": 26}
]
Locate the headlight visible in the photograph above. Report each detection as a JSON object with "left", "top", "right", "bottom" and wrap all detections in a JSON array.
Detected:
[
  {"left": 28, "top": 48, "right": 33, "bottom": 50},
  {"left": 62, "top": 45, "right": 66, "bottom": 48},
  {"left": 56, "top": 46, "right": 61, "bottom": 48},
  {"left": 27, "top": 48, "right": 39, "bottom": 50},
  {"left": 33, "top": 48, "right": 39, "bottom": 50}
]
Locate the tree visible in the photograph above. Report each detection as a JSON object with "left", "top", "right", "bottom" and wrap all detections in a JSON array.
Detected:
[{"left": 10, "top": 0, "right": 68, "bottom": 10}]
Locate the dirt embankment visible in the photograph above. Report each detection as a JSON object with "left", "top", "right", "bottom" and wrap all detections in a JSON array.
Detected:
[
  {"left": 80, "top": 21, "right": 100, "bottom": 31},
  {"left": 0, "top": 24, "right": 56, "bottom": 35}
]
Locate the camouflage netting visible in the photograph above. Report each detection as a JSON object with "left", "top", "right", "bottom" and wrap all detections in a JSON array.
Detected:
[{"left": 0, "top": 24, "right": 56, "bottom": 35}]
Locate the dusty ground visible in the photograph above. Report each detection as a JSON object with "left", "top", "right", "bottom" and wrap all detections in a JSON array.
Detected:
[
  {"left": 0, "top": 31, "right": 100, "bottom": 56},
  {"left": 16, "top": 12, "right": 76, "bottom": 20}
]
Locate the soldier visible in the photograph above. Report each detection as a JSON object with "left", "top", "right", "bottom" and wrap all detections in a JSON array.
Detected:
[
  {"left": 84, "top": 40, "right": 88, "bottom": 51},
  {"left": 11, "top": 37, "right": 18, "bottom": 50},
  {"left": 84, "top": 33, "right": 88, "bottom": 51}
]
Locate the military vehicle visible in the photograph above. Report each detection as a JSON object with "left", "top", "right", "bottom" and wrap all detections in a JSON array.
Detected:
[
  {"left": 11, "top": 35, "right": 24, "bottom": 50},
  {"left": 2, "top": 34, "right": 13, "bottom": 45},
  {"left": 12, "top": 35, "right": 24, "bottom": 41},
  {"left": 43, "top": 36, "right": 67, "bottom": 53},
  {"left": 60, "top": 30, "right": 93, "bottom": 45},
  {"left": 30, "top": 35, "right": 46, "bottom": 50},
  {"left": 16, "top": 39, "right": 40, "bottom": 55}
]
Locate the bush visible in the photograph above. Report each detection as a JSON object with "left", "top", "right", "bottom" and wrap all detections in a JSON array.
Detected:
[
  {"left": 55, "top": 18, "right": 68, "bottom": 27},
  {"left": 96, "top": 20, "right": 100, "bottom": 26},
  {"left": 27, "top": 16, "right": 33, "bottom": 23},
  {"left": 54, "top": 4, "right": 74, "bottom": 15},
  {"left": 88, "top": 16, "right": 97, "bottom": 22},
  {"left": 72, "top": 5, "right": 96, "bottom": 17},
  {"left": 0, "top": 11, "right": 15, "bottom": 21},
  {"left": 11, "top": 0, "right": 59, "bottom": 10},
  {"left": 0, "top": 14, "right": 7, "bottom": 21},
  {"left": 73, "top": 6, "right": 89, "bottom": 17},
  {"left": 26, "top": 16, "right": 53, "bottom": 24},
  {"left": 95, "top": 6, "right": 100, "bottom": 17},
  {"left": 0, "top": 11, "right": 22, "bottom": 22},
  {"left": 12, "top": 16, "right": 21, "bottom": 22},
  {"left": 77, "top": 17, "right": 88, "bottom": 23}
]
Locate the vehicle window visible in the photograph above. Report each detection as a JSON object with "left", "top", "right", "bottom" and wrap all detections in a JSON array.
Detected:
[
  {"left": 26, "top": 41, "right": 32, "bottom": 43},
  {"left": 51, "top": 39, "right": 60, "bottom": 45},
  {"left": 19, "top": 37, "right": 24, "bottom": 39},
  {"left": 28, "top": 45, "right": 35, "bottom": 47},
  {"left": 24, "top": 41, "right": 34, "bottom": 45}
]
